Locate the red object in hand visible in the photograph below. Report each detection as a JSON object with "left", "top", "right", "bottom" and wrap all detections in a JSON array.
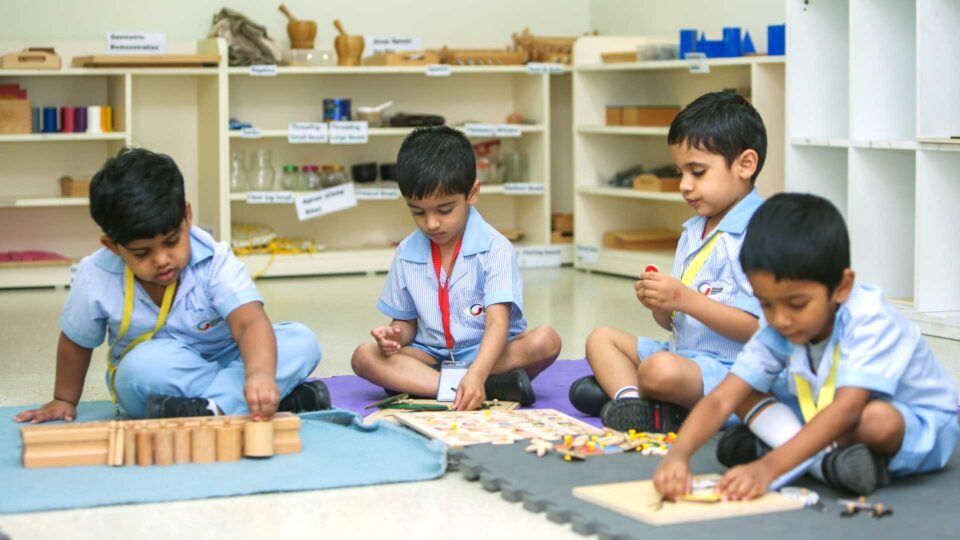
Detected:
[{"left": 645, "top": 264, "right": 660, "bottom": 273}]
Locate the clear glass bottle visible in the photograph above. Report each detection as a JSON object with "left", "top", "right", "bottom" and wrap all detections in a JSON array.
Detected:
[
  {"left": 280, "top": 164, "right": 300, "bottom": 190},
  {"left": 229, "top": 151, "right": 248, "bottom": 192},
  {"left": 302, "top": 165, "right": 321, "bottom": 190},
  {"left": 324, "top": 164, "right": 348, "bottom": 188},
  {"left": 250, "top": 148, "right": 276, "bottom": 191}
]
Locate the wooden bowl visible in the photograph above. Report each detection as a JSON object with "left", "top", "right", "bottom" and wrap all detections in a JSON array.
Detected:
[
  {"left": 335, "top": 35, "right": 364, "bottom": 66},
  {"left": 287, "top": 20, "right": 317, "bottom": 49}
]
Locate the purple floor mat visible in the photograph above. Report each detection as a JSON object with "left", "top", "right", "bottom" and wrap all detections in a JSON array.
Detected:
[{"left": 318, "top": 358, "right": 601, "bottom": 427}]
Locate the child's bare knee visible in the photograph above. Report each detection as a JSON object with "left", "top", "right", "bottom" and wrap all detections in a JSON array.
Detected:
[
  {"left": 857, "top": 401, "right": 903, "bottom": 445},
  {"left": 350, "top": 343, "right": 380, "bottom": 375},
  {"left": 637, "top": 352, "right": 677, "bottom": 392},
  {"left": 533, "top": 326, "right": 562, "bottom": 359}
]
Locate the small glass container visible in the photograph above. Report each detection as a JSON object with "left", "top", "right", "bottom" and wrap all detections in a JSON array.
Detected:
[
  {"left": 280, "top": 164, "right": 300, "bottom": 190},
  {"left": 250, "top": 148, "right": 276, "bottom": 191},
  {"left": 323, "top": 164, "right": 348, "bottom": 188},
  {"left": 230, "top": 151, "right": 248, "bottom": 192},
  {"left": 302, "top": 165, "right": 321, "bottom": 190}
]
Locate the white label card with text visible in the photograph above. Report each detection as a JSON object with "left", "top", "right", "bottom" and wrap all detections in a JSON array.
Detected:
[
  {"left": 249, "top": 64, "right": 278, "bottom": 76},
  {"left": 329, "top": 121, "right": 369, "bottom": 144},
  {"left": 367, "top": 36, "right": 423, "bottom": 54},
  {"left": 685, "top": 53, "right": 710, "bottom": 74},
  {"left": 106, "top": 32, "right": 167, "bottom": 55},
  {"left": 246, "top": 191, "right": 295, "bottom": 204},
  {"left": 526, "top": 62, "right": 566, "bottom": 75},
  {"left": 503, "top": 183, "right": 546, "bottom": 195},
  {"left": 464, "top": 123, "right": 495, "bottom": 137},
  {"left": 288, "top": 122, "right": 328, "bottom": 144},
  {"left": 295, "top": 183, "right": 358, "bottom": 221},
  {"left": 240, "top": 127, "right": 262, "bottom": 139},
  {"left": 355, "top": 187, "right": 401, "bottom": 200},
  {"left": 576, "top": 244, "right": 601, "bottom": 263},
  {"left": 425, "top": 64, "right": 452, "bottom": 77},
  {"left": 517, "top": 247, "right": 562, "bottom": 268},
  {"left": 494, "top": 124, "right": 523, "bottom": 138}
]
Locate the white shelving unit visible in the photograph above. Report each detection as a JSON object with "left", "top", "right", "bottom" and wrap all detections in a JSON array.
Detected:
[
  {"left": 225, "top": 64, "right": 554, "bottom": 278},
  {"left": 786, "top": 0, "right": 960, "bottom": 338},
  {"left": 0, "top": 38, "right": 225, "bottom": 288},
  {"left": 572, "top": 36, "right": 786, "bottom": 278}
]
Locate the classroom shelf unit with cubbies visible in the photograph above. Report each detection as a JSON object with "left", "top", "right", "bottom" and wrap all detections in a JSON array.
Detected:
[
  {"left": 786, "top": 0, "right": 960, "bottom": 339},
  {"left": 571, "top": 36, "right": 785, "bottom": 278}
]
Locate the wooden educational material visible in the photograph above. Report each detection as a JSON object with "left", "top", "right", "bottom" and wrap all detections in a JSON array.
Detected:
[
  {"left": 333, "top": 20, "right": 364, "bottom": 66},
  {"left": 71, "top": 54, "right": 220, "bottom": 68},
  {"left": 602, "top": 228, "right": 680, "bottom": 251},
  {"left": 622, "top": 106, "right": 680, "bottom": 127},
  {"left": 1, "top": 48, "right": 61, "bottom": 69},
  {"left": 572, "top": 474, "right": 805, "bottom": 526},
  {"left": 605, "top": 106, "right": 623, "bottom": 126},
  {"left": 435, "top": 47, "right": 525, "bottom": 66},
  {"left": 59, "top": 176, "right": 91, "bottom": 197},
  {"left": 395, "top": 409, "right": 605, "bottom": 448},
  {"left": 20, "top": 413, "right": 301, "bottom": 469},
  {"left": 243, "top": 420, "right": 274, "bottom": 457},
  {"left": 0, "top": 99, "right": 31, "bottom": 134},
  {"left": 363, "top": 51, "right": 440, "bottom": 66},
  {"left": 363, "top": 399, "right": 519, "bottom": 425},
  {"left": 279, "top": 4, "right": 317, "bottom": 50},
  {"left": 601, "top": 51, "right": 637, "bottom": 64},
  {"left": 632, "top": 174, "right": 681, "bottom": 192}
]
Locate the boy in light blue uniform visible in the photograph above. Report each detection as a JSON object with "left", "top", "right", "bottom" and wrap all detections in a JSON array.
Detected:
[
  {"left": 352, "top": 127, "right": 561, "bottom": 410},
  {"left": 655, "top": 193, "right": 959, "bottom": 499},
  {"left": 570, "top": 91, "right": 765, "bottom": 433},
  {"left": 15, "top": 148, "right": 329, "bottom": 423}
]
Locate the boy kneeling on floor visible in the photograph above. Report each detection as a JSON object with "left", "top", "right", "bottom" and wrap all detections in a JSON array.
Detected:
[
  {"left": 15, "top": 148, "right": 330, "bottom": 423},
  {"left": 655, "top": 193, "right": 959, "bottom": 499}
]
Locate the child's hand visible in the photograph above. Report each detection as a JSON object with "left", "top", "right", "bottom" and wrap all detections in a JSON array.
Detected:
[
  {"left": 14, "top": 399, "right": 77, "bottom": 424},
  {"left": 454, "top": 373, "right": 486, "bottom": 411},
  {"left": 244, "top": 372, "right": 279, "bottom": 421},
  {"left": 718, "top": 461, "right": 774, "bottom": 501},
  {"left": 371, "top": 326, "right": 403, "bottom": 356},
  {"left": 654, "top": 454, "right": 693, "bottom": 500},
  {"left": 636, "top": 272, "right": 689, "bottom": 313}
]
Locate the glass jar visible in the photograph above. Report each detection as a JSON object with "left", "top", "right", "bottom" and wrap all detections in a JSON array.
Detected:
[
  {"left": 280, "top": 164, "right": 300, "bottom": 190},
  {"left": 302, "top": 165, "right": 321, "bottom": 190},
  {"left": 250, "top": 148, "right": 276, "bottom": 191},
  {"left": 323, "top": 164, "right": 348, "bottom": 188},
  {"left": 229, "top": 151, "right": 248, "bottom": 192}
]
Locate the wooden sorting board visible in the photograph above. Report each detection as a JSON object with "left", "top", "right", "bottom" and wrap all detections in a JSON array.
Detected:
[
  {"left": 395, "top": 408, "right": 605, "bottom": 448},
  {"left": 72, "top": 54, "right": 220, "bottom": 68},
  {"left": 572, "top": 474, "right": 805, "bottom": 526},
  {"left": 363, "top": 399, "right": 518, "bottom": 425}
]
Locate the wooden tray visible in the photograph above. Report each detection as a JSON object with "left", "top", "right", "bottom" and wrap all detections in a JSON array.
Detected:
[
  {"left": 633, "top": 174, "right": 681, "bottom": 192},
  {"left": 1, "top": 49, "right": 61, "bottom": 69},
  {"left": 72, "top": 54, "right": 220, "bottom": 68},
  {"left": 363, "top": 51, "right": 440, "bottom": 66},
  {"left": 603, "top": 228, "right": 680, "bottom": 251}
]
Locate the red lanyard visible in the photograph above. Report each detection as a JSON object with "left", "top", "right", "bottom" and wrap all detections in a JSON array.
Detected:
[{"left": 431, "top": 236, "right": 464, "bottom": 349}]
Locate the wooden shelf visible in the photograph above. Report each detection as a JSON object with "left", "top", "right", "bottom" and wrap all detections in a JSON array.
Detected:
[
  {"left": 0, "top": 133, "right": 126, "bottom": 143},
  {"left": 228, "top": 125, "right": 544, "bottom": 139},
  {"left": 575, "top": 247, "right": 675, "bottom": 278},
  {"left": 0, "top": 68, "right": 217, "bottom": 76},
  {"left": 577, "top": 125, "right": 670, "bottom": 136},
  {"left": 578, "top": 186, "right": 684, "bottom": 203},
  {"left": 227, "top": 65, "right": 531, "bottom": 76},
  {"left": 575, "top": 56, "right": 784, "bottom": 73},
  {"left": 0, "top": 197, "right": 88, "bottom": 208},
  {"left": 0, "top": 260, "right": 74, "bottom": 288},
  {"left": 790, "top": 137, "right": 851, "bottom": 148},
  {"left": 238, "top": 247, "right": 397, "bottom": 277}
]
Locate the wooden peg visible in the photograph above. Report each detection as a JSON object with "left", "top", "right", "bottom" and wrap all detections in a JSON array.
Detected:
[
  {"left": 192, "top": 426, "right": 216, "bottom": 464},
  {"left": 135, "top": 430, "right": 153, "bottom": 466},
  {"left": 124, "top": 427, "right": 137, "bottom": 466},
  {"left": 154, "top": 429, "right": 174, "bottom": 466},
  {"left": 173, "top": 424, "right": 191, "bottom": 464},
  {"left": 111, "top": 425, "right": 126, "bottom": 466},
  {"left": 216, "top": 425, "right": 243, "bottom": 462},
  {"left": 243, "top": 419, "right": 274, "bottom": 458},
  {"left": 106, "top": 421, "right": 118, "bottom": 466}
]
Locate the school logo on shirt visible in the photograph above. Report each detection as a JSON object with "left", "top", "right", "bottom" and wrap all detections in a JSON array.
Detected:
[
  {"left": 196, "top": 316, "right": 224, "bottom": 331},
  {"left": 697, "top": 282, "right": 723, "bottom": 296},
  {"left": 465, "top": 304, "right": 484, "bottom": 317}
]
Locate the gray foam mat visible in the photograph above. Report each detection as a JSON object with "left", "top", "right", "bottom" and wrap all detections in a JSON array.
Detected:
[{"left": 452, "top": 437, "right": 960, "bottom": 539}]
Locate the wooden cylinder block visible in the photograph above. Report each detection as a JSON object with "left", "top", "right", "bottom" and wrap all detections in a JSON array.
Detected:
[
  {"left": 216, "top": 425, "right": 243, "bottom": 462},
  {"left": 135, "top": 431, "right": 153, "bottom": 466},
  {"left": 243, "top": 420, "right": 274, "bottom": 458},
  {"left": 173, "top": 427, "right": 191, "bottom": 464},
  {"left": 154, "top": 429, "right": 174, "bottom": 466},
  {"left": 124, "top": 428, "right": 137, "bottom": 466},
  {"left": 112, "top": 426, "right": 126, "bottom": 466},
  {"left": 192, "top": 427, "right": 216, "bottom": 464}
]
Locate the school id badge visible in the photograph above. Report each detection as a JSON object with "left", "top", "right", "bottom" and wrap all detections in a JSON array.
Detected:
[{"left": 436, "top": 360, "right": 470, "bottom": 402}]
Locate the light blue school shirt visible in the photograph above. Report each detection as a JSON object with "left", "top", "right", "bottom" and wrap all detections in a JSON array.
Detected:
[
  {"left": 377, "top": 206, "right": 527, "bottom": 351},
  {"left": 732, "top": 283, "right": 959, "bottom": 414},
  {"left": 671, "top": 188, "right": 764, "bottom": 359},
  {"left": 60, "top": 226, "right": 263, "bottom": 365}
]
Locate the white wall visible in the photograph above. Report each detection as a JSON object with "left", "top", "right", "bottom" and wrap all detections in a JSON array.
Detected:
[
  {"left": 0, "top": 0, "right": 592, "bottom": 50},
  {"left": 590, "top": 0, "right": 785, "bottom": 52}
]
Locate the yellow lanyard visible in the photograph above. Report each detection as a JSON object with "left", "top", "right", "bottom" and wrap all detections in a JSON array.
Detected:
[
  {"left": 672, "top": 231, "right": 724, "bottom": 321},
  {"left": 106, "top": 266, "right": 176, "bottom": 405},
  {"left": 793, "top": 344, "right": 840, "bottom": 422}
]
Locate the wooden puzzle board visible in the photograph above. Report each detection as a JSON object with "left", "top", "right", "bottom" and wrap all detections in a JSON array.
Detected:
[
  {"left": 362, "top": 399, "right": 519, "bottom": 425},
  {"left": 395, "top": 408, "right": 606, "bottom": 448},
  {"left": 572, "top": 474, "right": 805, "bottom": 526}
]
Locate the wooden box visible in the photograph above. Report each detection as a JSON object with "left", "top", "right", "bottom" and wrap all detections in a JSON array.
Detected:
[
  {"left": 601, "top": 51, "right": 637, "bottom": 64},
  {"left": 60, "top": 176, "right": 91, "bottom": 197},
  {"left": 606, "top": 106, "right": 623, "bottom": 126},
  {"left": 551, "top": 213, "right": 574, "bottom": 233},
  {"left": 551, "top": 230, "right": 573, "bottom": 244},
  {"left": 1, "top": 49, "right": 61, "bottom": 70},
  {"left": 633, "top": 174, "right": 681, "bottom": 192},
  {"left": 602, "top": 228, "right": 680, "bottom": 251},
  {"left": 0, "top": 99, "right": 31, "bottom": 134},
  {"left": 435, "top": 48, "right": 526, "bottom": 66},
  {"left": 622, "top": 106, "right": 680, "bottom": 127},
  {"left": 363, "top": 51, "right": 440, "bottom": 66}
]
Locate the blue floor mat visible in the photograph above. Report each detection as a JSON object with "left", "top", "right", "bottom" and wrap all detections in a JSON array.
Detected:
[{"left": 1, "top": 401, "right": 446, "bottom": 514}]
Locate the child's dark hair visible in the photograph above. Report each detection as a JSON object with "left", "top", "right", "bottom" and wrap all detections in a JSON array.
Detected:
[
  {"left": 89, "top": 147, "right": 186, "bottom": 246},
  {"left": 396, "top": 126, "right": 476, "bottom": 199},
  {"left": 668, "top": 91, "right": 767, "bottom": 183},
  {"left": 740, "top": 193, "right": 850, "bottom": 292}
]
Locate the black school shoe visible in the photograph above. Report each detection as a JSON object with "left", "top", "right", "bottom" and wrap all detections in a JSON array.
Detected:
[
  {"left": 600, "top": 398, "right": 688, "bottom": 433},
  {"left": 145, "top": 394, "right": 215, "bottom": 418},
  {"left": 278, "top": 380, "right": 332, "bottom": 413},
  {"left": 485, "top": 368, "right": 536, "bottom": 406},
  {"left": 820, "top": 443, "right": 892, "bottom": 495},
  {"left": 568, "top": 375, "right": 610, "bottom": 417},
  {"left": 716, "top": 424, "right": 771, "bottom": 468}
]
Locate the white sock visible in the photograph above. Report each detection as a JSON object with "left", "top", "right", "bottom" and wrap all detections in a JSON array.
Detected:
[
  {"left": 748, "top": 401, "right": 803, "bottom": 448},
  {"left": 206, "top": 399, "right": 221, "bottom": 416},
  {"left": 615, "top": 386, "right": 640, "bottom": 399}
]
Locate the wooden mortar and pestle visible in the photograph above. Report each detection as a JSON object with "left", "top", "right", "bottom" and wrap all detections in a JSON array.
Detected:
[
  {"left": 333, "top": 19, "right": 364, "bottom": 66},
  {"left": 279, "top": 4, "right": 317, "bottom": 49}
]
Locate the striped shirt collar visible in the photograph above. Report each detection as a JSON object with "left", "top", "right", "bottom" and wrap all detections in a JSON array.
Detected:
[
  {"left": 399, "top": 206, "right": 492, "bottom": 263},
  {"left": 682, "top": 188, "right": 764, "bottom": 235},
  {"left": 91, "top": 226, "right": 215, "bottom": 274}
]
